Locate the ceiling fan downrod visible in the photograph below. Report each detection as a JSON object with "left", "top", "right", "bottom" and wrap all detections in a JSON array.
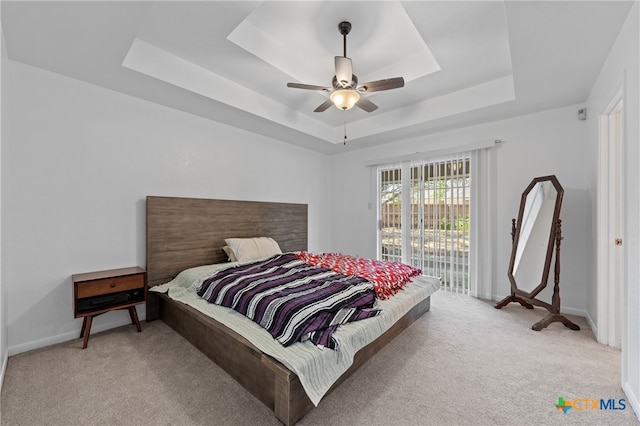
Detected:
[{"left": 338, "top": 21, "right": 351, "bottom": 58}]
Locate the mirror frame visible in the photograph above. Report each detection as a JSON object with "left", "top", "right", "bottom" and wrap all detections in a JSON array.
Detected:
[{"left": 507, "top": 175, "right": 563, "bottom": 299}]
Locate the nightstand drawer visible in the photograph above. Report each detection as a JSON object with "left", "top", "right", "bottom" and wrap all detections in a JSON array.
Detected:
[{"left": 77, "top": 274, "right": 144, "bottom": 298}]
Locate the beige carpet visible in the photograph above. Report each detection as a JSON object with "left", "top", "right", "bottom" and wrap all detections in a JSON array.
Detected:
[{"left": 1, "top": 291, "right": 638, "bottom": 425}]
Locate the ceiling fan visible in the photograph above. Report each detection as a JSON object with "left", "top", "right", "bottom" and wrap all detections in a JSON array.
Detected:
[{"left": 287, "top": 21, "right": 405, "bottom": 113}]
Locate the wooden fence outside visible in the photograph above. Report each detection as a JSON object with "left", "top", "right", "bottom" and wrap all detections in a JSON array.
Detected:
[{"left": 380, "top": 203, "right": 470, "bottom": 228}]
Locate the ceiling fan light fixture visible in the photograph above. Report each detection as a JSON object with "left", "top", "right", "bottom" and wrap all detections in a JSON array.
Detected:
[{"left": 330, "top": 89, "right": 360, "bottom": 110}]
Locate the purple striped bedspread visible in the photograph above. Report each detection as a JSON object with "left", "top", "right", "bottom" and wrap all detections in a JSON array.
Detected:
[{"left": 196, "top": 253, "right": 380, "bottom": 349}]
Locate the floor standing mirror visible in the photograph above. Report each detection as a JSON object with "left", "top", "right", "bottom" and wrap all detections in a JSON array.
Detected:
[{"left": 495, "top": 175, "right": 580, "bottom": 331}]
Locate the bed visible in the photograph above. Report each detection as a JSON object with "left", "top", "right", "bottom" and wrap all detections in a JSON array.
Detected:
[{"left": 145, "top": 196, "right": 439, "bottom": 425}]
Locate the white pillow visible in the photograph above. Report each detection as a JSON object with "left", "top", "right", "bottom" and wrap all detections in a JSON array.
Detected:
[
  {"left": 224, "top": 237, "right": 282, "bottom": 263},
  {"left": 222, "top": 245, "right": 238, "bottom": 262}
]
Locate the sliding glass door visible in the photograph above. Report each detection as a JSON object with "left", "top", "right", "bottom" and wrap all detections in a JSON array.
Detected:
[{"left": 378, "top": 154, "right": 471, "bottom": 293}]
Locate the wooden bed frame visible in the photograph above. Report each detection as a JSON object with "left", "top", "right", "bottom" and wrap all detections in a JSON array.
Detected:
[{"left": 145, "top": 196, "right": 431, "bottom": 425}]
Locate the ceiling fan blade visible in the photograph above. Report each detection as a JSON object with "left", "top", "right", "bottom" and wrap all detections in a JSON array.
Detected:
[
  {"left": 287, "top": 82, "right": 331, "bottom": 92},
  {"left": 335, "top": 56, "right": 353, "bottom": 87},
  {"left": 357, "top": 77, "right": 405, "bottom": 93},
  {"left": 314, "top": 99, "right": 334, "bottom": 112},
  {"left": 356, "top": 97, "right": 378, "bottom": 113}
]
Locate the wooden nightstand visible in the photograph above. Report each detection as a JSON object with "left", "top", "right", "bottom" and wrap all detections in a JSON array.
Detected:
[{"left": 72, "top": 266, "right": 146, "bottom": 349}]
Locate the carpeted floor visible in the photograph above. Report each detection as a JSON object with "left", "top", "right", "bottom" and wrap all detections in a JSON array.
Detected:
[{"left": 1, "top": 291, "right": 638, "bottom": 425}]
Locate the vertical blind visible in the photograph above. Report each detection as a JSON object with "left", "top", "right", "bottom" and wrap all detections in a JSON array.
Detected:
[
  {"left": 378, "top": 154, "right": 471, "bottom": 294},
  {"left": 411, "top": 155, "right": 470, "bottom": 294},
  {"left": 378, "top": 167, "right": 403, "bottom": 263}
]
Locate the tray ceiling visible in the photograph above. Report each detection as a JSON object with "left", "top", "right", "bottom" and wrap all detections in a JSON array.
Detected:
[{"left": 2, "top": 1, "right": 634, "bottom": 154}]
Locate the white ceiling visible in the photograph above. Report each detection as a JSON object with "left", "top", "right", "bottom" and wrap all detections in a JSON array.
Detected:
[{"left": 2, "top": 1, "right": 634, "bottom": 154}]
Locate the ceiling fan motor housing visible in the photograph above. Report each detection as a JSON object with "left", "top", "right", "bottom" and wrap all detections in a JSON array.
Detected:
[{"left": 332, "top": 75, "right": 358, "bottom": 90}]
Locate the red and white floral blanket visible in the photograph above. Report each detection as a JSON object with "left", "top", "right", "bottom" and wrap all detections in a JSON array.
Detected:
[{"left": 295, "top": 251, "right": 422, "bottom": 300}]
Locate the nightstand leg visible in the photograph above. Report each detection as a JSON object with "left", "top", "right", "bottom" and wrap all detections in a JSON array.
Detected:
[
  {"left": 82, "top": 316, "right": 93, "bottom": 349},
  {"left": 128, "top": 307, "right": 141, "bottom": 332},
  {"left": 80, "top": 317, "right": 87, "bottom": 338}
]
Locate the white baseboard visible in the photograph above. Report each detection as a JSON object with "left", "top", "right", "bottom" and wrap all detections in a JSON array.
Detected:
[
  {"left": 475, "top": 291, "right": 493, "bottom": 300},
  {"left": 623, "top": 381, "right": 640, "bottom": 421},
  {"left": 0, "top": 349, "right": 8, "bottom": 394},
  {"left": 585, "top": 310, "right": 598, "bottom": 338},
  {"left": 560, "top": 306, "right": 588, "bottom": 318},
  {"left": 489, "top": 293, "right": 504, "bottom": 303},
  {"left": 7, "top": 312, "right": 146, "bottom": 356}
]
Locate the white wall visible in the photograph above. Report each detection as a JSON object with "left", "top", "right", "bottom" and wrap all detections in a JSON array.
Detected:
[
  {"left": 586, "top": 1, "right": 640, "bottom": 418},
  {"left": 2, "top": 59, "right": 332, "bottom": 354},
  {"left": 329, "top": 104, "right": 589, "bottom": 315},
  {"left": 0, "top": 0, "right": 7, "bottom": 386}
]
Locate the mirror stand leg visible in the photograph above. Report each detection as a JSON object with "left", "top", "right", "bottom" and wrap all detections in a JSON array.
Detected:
[
  {"left": 532, "top": 313, "right": 580, "bottom": 331},
  {"left": 531, "top": 224, "right": 580, "bottom": 331},
  {"left": 495, "top": 293, "right": 534, "bottom": 309}
]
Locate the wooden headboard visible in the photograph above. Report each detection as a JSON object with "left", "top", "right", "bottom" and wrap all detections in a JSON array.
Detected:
[{"left": 146, "top": 196, "right": 308, "bottom": 287}]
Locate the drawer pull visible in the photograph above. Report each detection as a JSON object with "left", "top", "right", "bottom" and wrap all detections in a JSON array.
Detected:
[{"left": 110, "top": 282, "right": 117, "bottom": 288}]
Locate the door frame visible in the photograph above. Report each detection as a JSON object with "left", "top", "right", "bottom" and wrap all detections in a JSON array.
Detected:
[{"left": 596, "top": 87, "right": 624, "bottom": 349}]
